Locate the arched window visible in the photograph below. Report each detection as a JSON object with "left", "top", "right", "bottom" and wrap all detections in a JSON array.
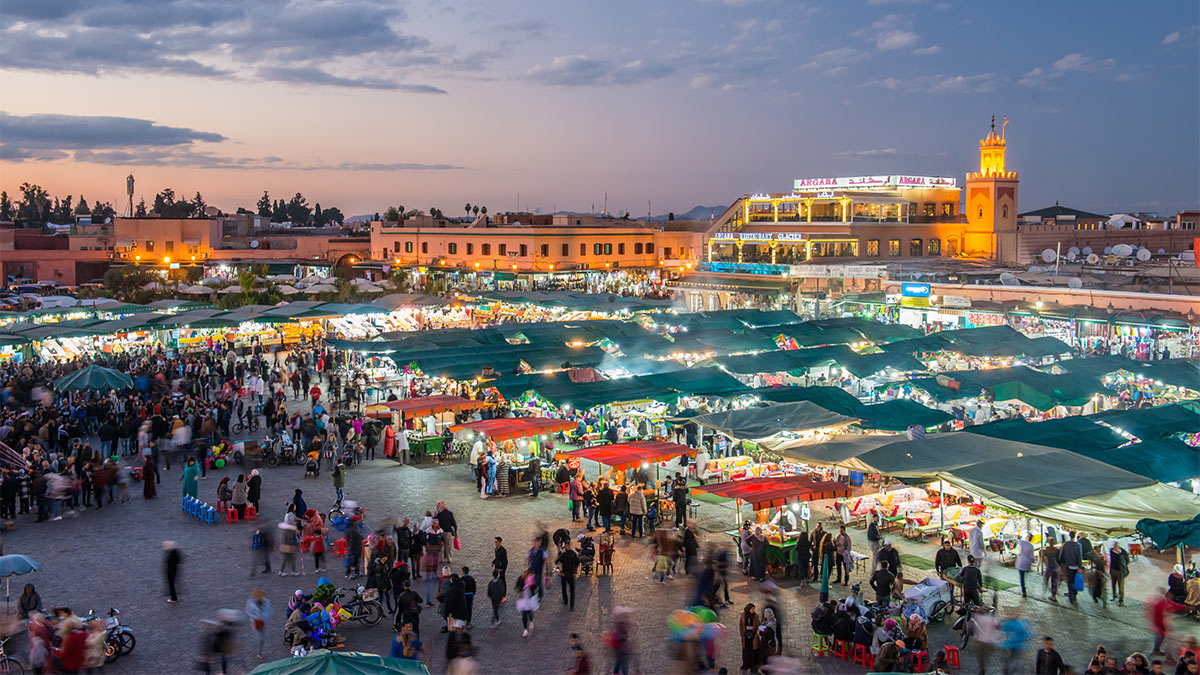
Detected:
[
  {"left": 946, "top": 237, "right": 959, "bottom": 256},
  {"left": 910, "top": 238, "right": 923, "bottom": 257},
  {"left": 927, "top": 238, "right": 941, "bottom": 256}
]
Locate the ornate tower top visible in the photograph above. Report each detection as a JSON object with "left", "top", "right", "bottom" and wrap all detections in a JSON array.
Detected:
[{"left": 973, "top": 115, "right": 1012, "bottom": 178}]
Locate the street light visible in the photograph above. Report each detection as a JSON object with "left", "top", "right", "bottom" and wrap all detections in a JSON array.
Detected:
[{"left": 163, "top": 256, "right": 171, "bottom": 264}]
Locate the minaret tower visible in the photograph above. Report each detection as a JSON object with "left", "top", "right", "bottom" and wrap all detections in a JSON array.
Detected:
[{"left": 965, "top": 116, "right": 1019, "bottom": 263}]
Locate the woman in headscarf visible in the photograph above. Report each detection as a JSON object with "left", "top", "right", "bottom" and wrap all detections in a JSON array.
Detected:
[
  {"left": 795, "top": 530, "right": 810, "bottom": 586},
  {"left": 748, "top": 527, "right": 768, "bottom": 582},
  {"left": 757, "top": 605, "right": 778, "bottom": 667},
  {"left": 143, "top": 454, "right": 158, "bottom": 500},
  {"left": 905, "top": 613, "right": 927, "bottom": 651},
  {"left": 180, "top": 457, "right": 199, "bottom": 500},
  {"left": 739, "top": 603, "right": 760, "bottom": 673}
]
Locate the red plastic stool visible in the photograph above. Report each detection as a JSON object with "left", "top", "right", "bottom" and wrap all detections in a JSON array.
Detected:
[
  {"left": 853, "top": 644, "right": 873, "bottom": 669},
  {"left": 913, "top": 650, "right": 929, "bottom": 672},
  {"left": 217, "top": 500, "right": 229, "bottom": 514},
  {"left": 130, "top": 467, "right": 143, "bottom": 481},
  {"left": 944, "top": 645, "right": 961, "bottom": 669},
  {"left": 833, "top": 639, "right": 851, "bottom": 661},
  {"left": 226, "top": 509, "right": 239, "bottom": 524},
  {"left": 245, "top": 505, "right": 257, "bottom": 521},
  {"left": 333, "top": 538, "right": 348, "bottom": 557}
]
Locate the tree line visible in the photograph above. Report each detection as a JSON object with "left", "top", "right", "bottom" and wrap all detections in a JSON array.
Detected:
[{"left": 1, "top": 183, "right": 118, "bottom": 225}]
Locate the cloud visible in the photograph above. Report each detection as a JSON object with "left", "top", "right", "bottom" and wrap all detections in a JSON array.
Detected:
[
  {"left": 1162, "top": 31, "right": 1181, "bottom": 44},
  {"left": 855, "top": 14, "right": 920, "bottom": 51},
  {"left": 800, "top": 47, "right": 870, "bottom": 75},
  {"left": 256, "top": 66, "right": 446, "bottom": 93},
  {"left": 527, "top": 55, "right": 673, "bottom": 86},
  {"left": 0, "top": 112, "right": 459, "bottom": 171},
  {"left": 1019, "top": 52, "right": 1116, "bottom": 87},
  {"left": 836, "top": 148, "right": 909, "bottom": 158},
  {"left": 0, "top": 0, "right": 456, "bottom": 91},
  {"left": 913, "top": 45, "right": 942, "bottom": 55},
  {"left": 884, "top": 73, "right": 995, "bottom": 94}
]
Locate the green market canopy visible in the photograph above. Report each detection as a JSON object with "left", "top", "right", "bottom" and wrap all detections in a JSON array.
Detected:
[
  {"left": 777, "top": 432, "right": 1200, "bottom": 533},
  {"left": 692, "top": 401, "right": 859, "bottom": 440},
  {"left": 248, "top": 650, "right": 430, "bottom": 675},
  {"left": 1136, "top": 515, "right": 1200, "bottom": 549}
]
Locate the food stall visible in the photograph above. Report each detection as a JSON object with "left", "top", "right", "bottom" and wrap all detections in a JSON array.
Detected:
[
  {"left": 366, "top": 396, "right": 485, "bottom": 462},
  {"left": 692, "top": 475, "right": 851, "bottom": 575},
  {"left": 450, "top": 417, "right": 576, "bottom": 490}
]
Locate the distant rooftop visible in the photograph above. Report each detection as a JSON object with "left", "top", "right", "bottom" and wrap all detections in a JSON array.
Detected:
[{"left": 1018, "top": 204, "right": 1107, "bottom": 220}]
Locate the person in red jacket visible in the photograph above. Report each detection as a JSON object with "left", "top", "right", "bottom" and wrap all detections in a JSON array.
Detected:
[{"left": 54, "top": 616, "right": 88, "bottom": 674}]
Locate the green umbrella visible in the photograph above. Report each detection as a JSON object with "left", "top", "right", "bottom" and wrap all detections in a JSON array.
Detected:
[
  {"left": 53, "top": 365, "right": 135, "bottom": 393},
  {"left": 248, "top": 650, "right": 430, "bottom": 675}
]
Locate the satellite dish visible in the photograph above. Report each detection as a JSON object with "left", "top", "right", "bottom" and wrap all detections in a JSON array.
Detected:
[
  {"left": 1103, "top": 246, "right": 1113, "bottom": 254},
  {"left": 1067, "top": 246, "right": 1080, "bottom": 256},
  {"left": 1086, "top": 253, "right": 1100, "bottom": 264},
  {"left": 1136, "top": 248, "right": 1151, "bottom": 261},
  {"left": 999, "top": 272, "right": 1020, "bottom": 286},
  {"left": 1068, "top": 277, "right": 1083, "bottom": 289},
  {"left": 1041, "top": 248, "right": 1057, "bottom": 263},
  {"left": 250, "top": 240, "right": 260, "bottom": 249},
  {"left": 1113, "top": 244, "right": 1133, "bottom": 257},
  {"left": 1066, "top": 251, "right": 1077, "bottom": 262},
  {"left": 1157, "top": 248, "right": 1166, "bottom": 254},
  {"left": 1082, "top": 246, "right": 1092, "bottom": 255}
]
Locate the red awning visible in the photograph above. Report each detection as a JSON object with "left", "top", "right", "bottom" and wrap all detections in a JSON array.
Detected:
[
  {"left": 366, "top": 395, "right": 484, "bottom": 418},
  {"left": 556, "top": 440, "right": 695, "bottom": 472},
  {"left": 450, "top": 417, "right": 575, "bottom": 442},
  {"left": 691, "top": 475, "right": 851, "bottom": 511}
]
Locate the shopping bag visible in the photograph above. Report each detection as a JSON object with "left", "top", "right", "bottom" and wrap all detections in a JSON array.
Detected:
[
  {"left": 1073, "top": 571, "right": 1084, "bottom": 592},
  {"left": 453, "top": 536, "right": 461, "bottom": 551}
]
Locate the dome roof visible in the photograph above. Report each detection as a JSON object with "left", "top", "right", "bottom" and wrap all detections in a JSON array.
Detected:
[{"left": 984, "top": 128, "right": 1001, "bottom": 144}]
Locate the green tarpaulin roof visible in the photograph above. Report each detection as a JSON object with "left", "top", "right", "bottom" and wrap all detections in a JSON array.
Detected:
[
  {"left": 1092, "top": 402, "right": 1200, "bottom": 440},
  {"left": 639, "top": 367, "right": 749, "bottom": 397},
  {"left": 882, "top": 325, "right": 1071, "bottom": 358},
  {"left": 693, "top": 401, "right": 859, "bottom": 439},
  {"left": 1082, "top": 438, "right": 1199, "bottom": 483},
  {"left": 906, "top": 365, "right": 1103, "bottom": 410},
  {"left": 532, "top": 377, "right": 679, "bottom": 409},
  {"left": 966, "top": 416, "right": 1126, "bottom": 451},
  {"left": 748, "top": 386, "right": 863, "bottom": 415},
  {"left": 856, "top": 399, "right": 952, "bottom": 431}
]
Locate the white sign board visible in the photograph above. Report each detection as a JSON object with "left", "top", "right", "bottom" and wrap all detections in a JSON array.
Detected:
[
  {"left": 941, "top": 294, "right": 972, "bottom": 308},
  {"left": 789, "top": 264, "right": 888, "bottom": 279}
]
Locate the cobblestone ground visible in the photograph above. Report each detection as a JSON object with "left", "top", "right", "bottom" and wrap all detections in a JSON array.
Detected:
[{"left": 4, "top": 443, "right": 1194, "bottom": 674}]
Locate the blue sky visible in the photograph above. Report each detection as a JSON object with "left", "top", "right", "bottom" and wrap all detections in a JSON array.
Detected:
[{"left": 1, "top": 0, "right": 1196, "bottom": 217}]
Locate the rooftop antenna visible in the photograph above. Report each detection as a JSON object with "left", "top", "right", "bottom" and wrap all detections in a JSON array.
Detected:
[
  {"left": 126, "top": 174, "right": 135, "bottom": 217},
  {"left": 603, "top": 192, "right": 607, "bottom": 216},
  {"left": 1001, "top": 115, "right": 1009, "bottom": 142}
]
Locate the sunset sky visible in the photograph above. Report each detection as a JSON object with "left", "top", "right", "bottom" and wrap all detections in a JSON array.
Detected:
[{"left": 1, "top": 0, "right": 1197, "bottom": 218}]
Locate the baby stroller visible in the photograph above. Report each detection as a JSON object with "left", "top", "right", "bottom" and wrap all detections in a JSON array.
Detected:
[
  {"left": 577, "top": 535, "right": 596, "bottom": 576},
  {"left": 304, "top": 451, "right": 320, "bottom": 478}
]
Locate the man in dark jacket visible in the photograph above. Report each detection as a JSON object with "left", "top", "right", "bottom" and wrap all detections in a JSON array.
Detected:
[
  {"left": 443, "top": 575, "right": 468, "bottom": 632},
  {"left": 596, "top": 482, "right": 614, "bottom": 532},
  {"left": 487, "top": 569, "right": 505, "bottom": 627},
  {"left": 1058, "top": 533, "right": 1083, "bottom": 604},
  {"left": 1109, "top": 542, "right": 1130, "bottom": 605},
  {"left": 1035, "top": 636, "right": 1067, "bottom": 674},
  {"left": 875, "top": 540, "right": 901, "bottom": 577},
  {"left": 962, "top": 555, "right": 983, "bottom": 606},
  {"left": 867, "top": 514, "right": 881, "bottom": 571},
  {"left": 558, "top": 544, "right": 580, "bottom": 610},
  {"left": 870, "top": 561, "right": 895, "bottom": 604},
  {"left": 460, "top": 567, "right": 476, "bottom": 627},
  {"left": 672, "top": 477, "right": 688, "bottom": 528},
  {"left": 492, "top": 537, "right": 508, "bottom": 599},
  {"left": 935, "top": 539, "right": 962, "bottom": 577},
  {"left": 394, "top": 580, "right": 422, "bottom": 637},
  {"left": 527, "top": 455, "right": 541, "bottom": 498}
]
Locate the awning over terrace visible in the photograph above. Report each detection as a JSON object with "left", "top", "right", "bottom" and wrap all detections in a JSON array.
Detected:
[
  {"left": 555, "top": 440, "right": 695, "bottom": 471},
  {"left": 691, "top": 475, "right": 851, "bottom": 511},
  {"left": 449, "top": 417, "right": 575, "bottom": 441}
]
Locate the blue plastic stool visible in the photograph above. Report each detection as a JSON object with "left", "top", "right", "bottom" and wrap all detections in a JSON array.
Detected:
[{"left": 204, "top": 506, "right": 218, "bottom": 524}]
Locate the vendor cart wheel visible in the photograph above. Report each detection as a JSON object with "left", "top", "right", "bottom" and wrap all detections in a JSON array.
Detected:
[
  {"left": 784, "top": 564, "right": 798, "bottom": 579},
  {"left": 233, "top": 451, "right": 244, "bottom": 465},
  {"left": 930, "top": 600, "right": 948, "bottom": 622}
]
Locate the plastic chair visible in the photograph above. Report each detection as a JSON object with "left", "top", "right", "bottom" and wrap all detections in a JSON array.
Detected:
[
  {"left": 217, "top": 500, "right": 228, "bottom": 514},
  {"left": 226, "top": 508, "right": 239, "bottom": 524},
  {"left": 944, "top": 645, "right": 961, "bottom": 669},
  {"left": 810, "top": 633, "right": 832, "bottom": 658},
  {"left": 245, "top": 505, "right": 258, "bottom": 521},
  {"left": 833, "top": 639, "right": 851, "bottom": 661},
  {"left": 853, "top": 644, "right": 873, "bottom": 669},
  {"left": 182, "top": 497, "right": 192, "bottom": 513},
  {"left": 333, "top": 538, "right": 348, "bottom": 557}
]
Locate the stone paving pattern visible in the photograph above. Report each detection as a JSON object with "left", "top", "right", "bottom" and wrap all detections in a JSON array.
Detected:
[{"left": 5, "top": 440, "right": 1195, "bottom": 674}]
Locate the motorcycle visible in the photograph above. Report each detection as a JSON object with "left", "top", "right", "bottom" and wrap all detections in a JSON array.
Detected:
[
  {"left": 82, "top": 608, "right": 135, "bottom": 663},
  {"left": 263, "top": 432, "right": 299, "bottom": 468}
]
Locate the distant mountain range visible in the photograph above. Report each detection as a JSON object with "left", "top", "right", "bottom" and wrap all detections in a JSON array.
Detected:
[{"left": 344, "top": 204, "right": 727, "bottom": 224}]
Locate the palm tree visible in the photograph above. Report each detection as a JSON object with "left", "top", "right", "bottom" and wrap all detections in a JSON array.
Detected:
[
  {"left": 465, "top": 203, "right": 472, "bottom": 218},
  {"left": 473, "top": 205, "right": 480, "bottom": 217},
  {"left": 481, "top": 206, "right": 487, "bottom": 221}
]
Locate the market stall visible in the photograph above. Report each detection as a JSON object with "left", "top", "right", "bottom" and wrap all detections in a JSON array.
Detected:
[
  {"left": 366, "top": 396, "right": 485, "bottom": 462},
  {"left": 451, "top": 417, "right": 576, "bottom": 490},
  {"left": 692, "top": 475, "right": 851, "bottom": 574}
]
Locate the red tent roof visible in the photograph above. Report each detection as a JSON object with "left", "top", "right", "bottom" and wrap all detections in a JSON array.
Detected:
[
  {"left": 692, "top": 475, "right": 851, "bottom": 511},
  {"left": 367, "top": 395, "right": 483, "bottom": 418},
  {"left": 556, "top": 441, "right": 695, "bottom": 471},
  {"left": 450, "top": 417, "right": 575, "bottom": 442}
]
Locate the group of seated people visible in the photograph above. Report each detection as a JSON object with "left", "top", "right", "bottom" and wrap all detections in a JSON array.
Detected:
[{"left": 811, "top": 595, "right": 942, "bottom": 673}]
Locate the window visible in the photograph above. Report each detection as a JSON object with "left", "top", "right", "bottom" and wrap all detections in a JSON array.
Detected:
[
  {"left": 421, "top": 242, "right": 428, "bottom": 254},
  {"left": 664, "top": 247, "right": 673, "bottom": 258},
  {"left": 646, "top": 243, "right": 654, "bottom": 254},
  {"left": 603, "top": 243, "right": 613, "bottom": 255},
  {"left": 888, "top": 239, "right": 900, "bottom": 256},
  {"left": 977, "top": 206, "right": 984, "bottom": 219},
  {"left": 1002, "top": 205, "right": 1008, "bottom": 219},
  {"left": 910, "top": 238, "right": 923, "bottom": 256},
  {"left": 634, "top": 243, "right": 644, "bottom": 254},
  {"left": 618, "top": 243, "right": 625, "bottom": 255},
  {"left": 579, "top": 244, "right": 585, "bottom": 255},
  {"left": 466, "top": 243, "right": 473, "bottom": 255},
  {"left": 448, "top": 243, "right": 457, "bottom": 254},
  {"left": 520, "top": 244, "right": 528, "bottom": 257},
  {"left": 594, "top": 243, "right": 602, "bottom": 255},
  {"left": 404, "top": 241, "right": 413, "bottom": 253},
  {"left": 499, "top": 244, "right": 507, "bottom": 255},
  {"left": 922, "top": 203, "right": 935, "bottom": 218},
  {"left": 866, "top": 239, "right": 880, "bottom": 257},
  {"left": 481, "top": 243, "right": 491, "bottom": 255},
  {"left": 942, "top": 203, "right": 955, "bottom": 217},
  {"left": 145, "top": 240, "right": 155, "bottom": 252},
  {"left": 165, "top": 241, "right": 174, "bottom": 253},
  {"left": 927, "top": 238, "right": 941, "bottom": 256},
  {"left": 393, "top": 242, "right": 400, "bottom": 253},
  {"left": 540, "top": 244, "right": 549, "bottom": 257},
  {"left": 562, "top": 244, "right": 569, "bottom": 256}
]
